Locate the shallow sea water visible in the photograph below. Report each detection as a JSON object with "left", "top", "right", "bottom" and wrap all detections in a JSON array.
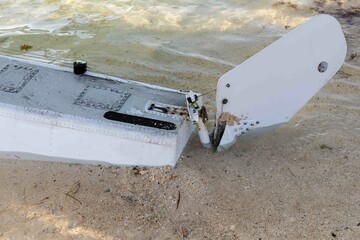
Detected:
[
  {"left": 0, "top": 1, "right": 314, "bottom": 86},
  {"left": 0, "top": 0, "right": 359, "bottom": 115}
]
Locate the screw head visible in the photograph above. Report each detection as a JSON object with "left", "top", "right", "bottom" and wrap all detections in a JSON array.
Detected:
[
  {"left": 222, "top": 99, "right": 228, "bottom": 104},
  {"left": 226, "top": 83, "right": 230, "bottom": 88},
  {"left": 318, "top": 61, "right": 328, "bottom": 73}
]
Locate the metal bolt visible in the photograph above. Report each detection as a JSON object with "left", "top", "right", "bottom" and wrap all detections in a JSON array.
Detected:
[
  {"left": 318, "top": 61, "right": 328, "bottom": 73},
  {"left": 222, "top": 99, "right": 228, "bottom": 104},
  {"left": 226, "top": 84, "right": 230, "bottom": 88}
]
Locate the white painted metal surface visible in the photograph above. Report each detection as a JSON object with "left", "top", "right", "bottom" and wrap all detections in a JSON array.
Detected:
[
  {"left": 0, "top": 56, "right": 195, "bottom": 166},
  {"left": 185, "top": 91, "right": 211, "bottom": 148},
  {"left": 0, "top": 14, "right": 347, "bottom": 166},
  {"left": 215, "top": 14, "right": 347, "bottom": 150}
]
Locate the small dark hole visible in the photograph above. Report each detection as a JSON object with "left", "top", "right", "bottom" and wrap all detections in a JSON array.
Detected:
[{"left": 148, "top": 104, "right": 155, "bottom": 110}]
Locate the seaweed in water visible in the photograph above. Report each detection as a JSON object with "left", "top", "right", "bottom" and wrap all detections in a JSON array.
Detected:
[
  {"left": 19, "top": 44, "right": 33, "bottom": 51},
  {"left": 272, "top": 1, "right": 299, "bottom": 10},
  {"left": 311, "top": 0, "right": 360, "bottom": 25}
]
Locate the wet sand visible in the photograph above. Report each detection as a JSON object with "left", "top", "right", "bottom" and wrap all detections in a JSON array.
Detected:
[{"left": 0, "top": 1, "right": 360, "bottom": 239}]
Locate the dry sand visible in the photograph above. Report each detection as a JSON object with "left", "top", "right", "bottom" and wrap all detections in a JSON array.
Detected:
[{"left": 1, "top": 1, "right": 360, "bottom": 239}]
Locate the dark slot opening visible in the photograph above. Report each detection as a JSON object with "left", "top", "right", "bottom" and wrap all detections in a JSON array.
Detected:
[
  {"left": 211, "top": 122, "right": 226, "bottom": 149},
  {"left": 103, "top": 111, "right": 176, "bottom": 130}
]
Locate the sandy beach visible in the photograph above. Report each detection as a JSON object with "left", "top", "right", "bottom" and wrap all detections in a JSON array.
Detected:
[{"left": 0, "top": 0, "right": 360, "bottom": 239}]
